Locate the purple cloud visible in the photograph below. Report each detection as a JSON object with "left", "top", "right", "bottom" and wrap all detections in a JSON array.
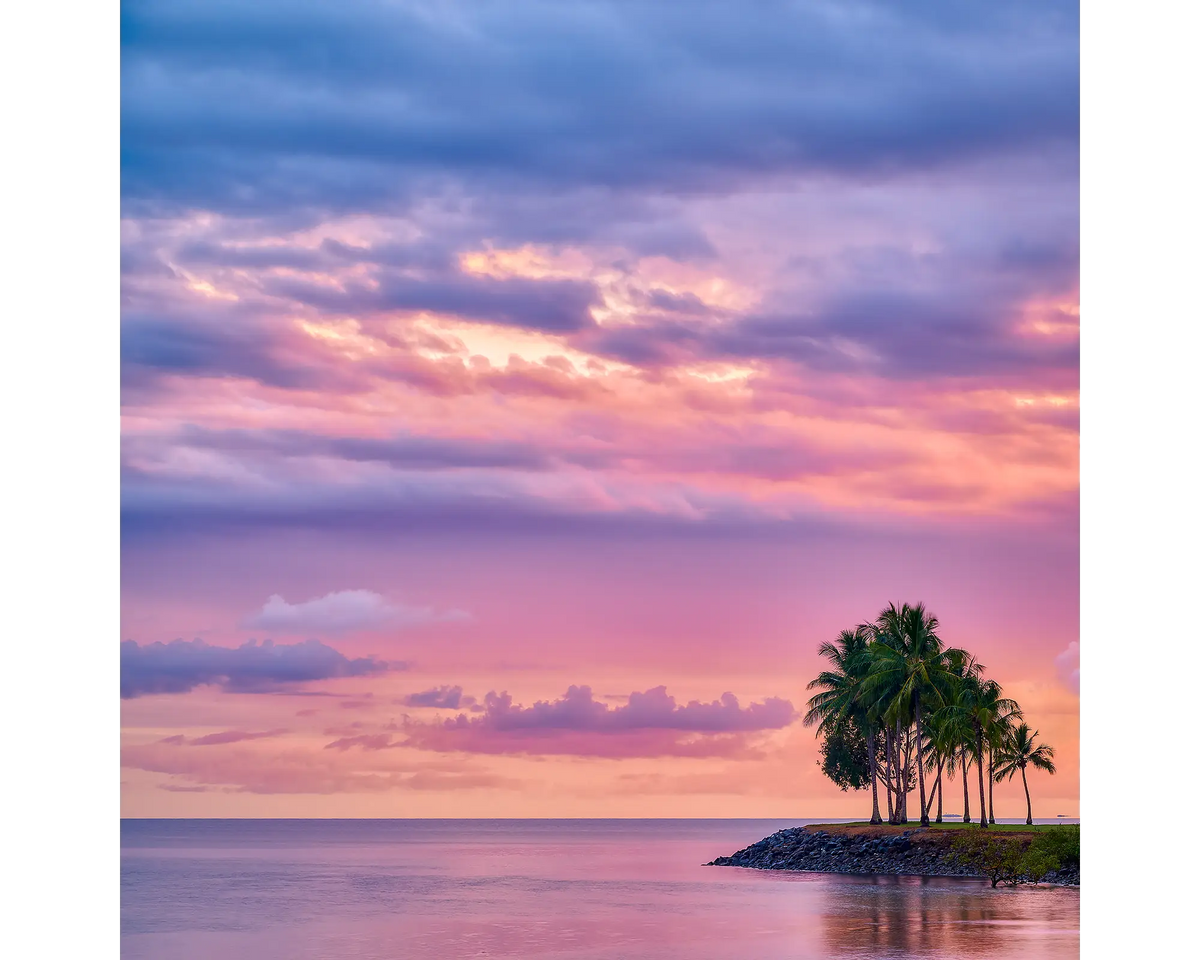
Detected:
[
  {"left": 401, "top": 685, "right": 475, "bottom": 709},
  {"left": 468, "top": 685, "right": 796, "bottom": 732},
  {"left": 158, "top": 729, "right": 289, "bottom": 747},
  {"left": 403, "top": 685, "right": 798, "bottom": 757},
  {"left": 120, "top": 638, "right": 391, "bottom": 698}
]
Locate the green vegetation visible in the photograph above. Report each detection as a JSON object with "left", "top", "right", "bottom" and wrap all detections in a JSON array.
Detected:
[
  {"left": 805, "top": 603, "right": 1060, "bottom": 828},
  {"left": 832, "top": 821, "right": 1070, "bottom": 833},
  {"left": 950, "top": 826, "right": 1078, "bottom": 887}
]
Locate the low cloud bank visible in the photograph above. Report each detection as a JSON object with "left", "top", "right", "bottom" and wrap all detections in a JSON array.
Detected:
[{"left": 120, "top": 638, "right": 390, "bottom": 698}]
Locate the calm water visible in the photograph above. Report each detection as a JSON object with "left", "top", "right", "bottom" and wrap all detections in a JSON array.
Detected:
[{"left": 121, "top": 819, "right": 1079, "bottom": 960}]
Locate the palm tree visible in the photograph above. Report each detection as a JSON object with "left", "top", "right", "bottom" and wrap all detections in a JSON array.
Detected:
[
  {"left": 864, "top": 603, "right": 967, "bottom": 826},
  {"left": 968, "top": 679, "right": 1019, "bottom": 829},
  {"left": 935, "top": 658, "right": 1014, "bottom": 829},
  {"left": 994, "top": 723, "right": 1057, "bottom": 825},
  {"left": 953, "top": 741, "right": 974, "bottom": 823},
  {"left": 921, "top": 708, "right": 959, "bottom": 823},
  {"left": 936, "top": 651, "right": 983, "bottom": 824},
  {"left": 984, "top": 698, "right": 1022, "bottom": 824},
  {"left": 861, "top": 613, "right": 911, "bottom": 823},
  {"left": 805, "top": 626, "right": 882, "bottom": 823}
]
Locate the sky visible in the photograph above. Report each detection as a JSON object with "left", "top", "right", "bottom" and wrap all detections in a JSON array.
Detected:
[{"left": 120, "top": 0, "right": 1079, "bottom": 818}]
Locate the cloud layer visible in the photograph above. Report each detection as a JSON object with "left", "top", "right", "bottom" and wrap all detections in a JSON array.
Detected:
[
  {"left": 119, "top": 2, "right": 1078, "bottom": 815},
  {"left": 122, "top": 0, "right": 1077, "bottom": 216},
  {"left": 245, "top": 590, "right": 467, "bottom": 635},
  {"left": 403, "top": 685, "right": 798, "bottom": 758},
  {"left": 120, "top": 638, "right": 391, "bottom": 698},
  {"left": 120, "top": 0, "right": 1078, "bottom": 543}
]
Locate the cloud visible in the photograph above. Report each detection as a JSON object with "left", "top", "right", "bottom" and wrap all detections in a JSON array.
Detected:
[
  {"left": 324, "top": 733, "right": 395, "bottom": 752},
  {"left": 121, "top": 0, "right": 1077, "bottom": 217},
  {"left": 123, "top": 739, "right": 516, "bottom": 794},
  {"left": 476, "top": 685, "right": 796, "bottom": 732},
  {"left": 158, "top": 729, "right": 288, "bottom": 746},
  {"left": 401, "top": 685, "right": 475, "bottom": 709},
  {"left": 120, "top": 637, "right": 390, "bottom": 698},
  {"left": 117, "top": 1, "right": 1078, "bottom": 557},
  {"left": 171, "top": 426, "right": 557, "bottom": 472},
  {"left": 244, "top": 589, "right": 468, "bottom": 635},
  {"left": 1054, "top": 641, "right": 1079, "bottom": 694},
  {"left": 403, "top": 685, "right": 797, "bottom": 757}
]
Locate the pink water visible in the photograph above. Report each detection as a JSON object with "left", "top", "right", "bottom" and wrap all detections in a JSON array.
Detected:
[{"left": 121, "top": 819, "right": 1079, "bottom": 959}]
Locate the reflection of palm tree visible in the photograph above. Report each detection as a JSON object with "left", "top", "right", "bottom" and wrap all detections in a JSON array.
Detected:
[{"left": 994, "top": 723, "right": 1057, "bottom": 825}]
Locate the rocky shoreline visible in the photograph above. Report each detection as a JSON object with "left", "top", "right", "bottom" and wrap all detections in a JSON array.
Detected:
[{"left": 706, "top": 825, "right": 1080, "bottom": 886}]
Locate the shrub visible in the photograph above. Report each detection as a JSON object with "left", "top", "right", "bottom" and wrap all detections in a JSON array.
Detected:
[
  {"left": 951, "top": 832, "right": 1062, "bottom": 887},
  {"left": 1030, "top": 825, "right": 1079, "bottom": 869}
]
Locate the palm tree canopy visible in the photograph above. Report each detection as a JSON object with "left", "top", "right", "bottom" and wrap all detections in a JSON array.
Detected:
[
  {"left": 993, "top": 722, "right": 1057, "bottom": 781},
  {"left": 859, "top": 602, "right": 966, "bottom": 723},
  {"left": 804, "top": 626, "right": 874, "bottom": 735}
]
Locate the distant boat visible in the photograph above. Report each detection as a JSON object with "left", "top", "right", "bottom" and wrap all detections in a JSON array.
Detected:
[{"left": 1056, "top": 814, "right": 1066, "bottom": 817}]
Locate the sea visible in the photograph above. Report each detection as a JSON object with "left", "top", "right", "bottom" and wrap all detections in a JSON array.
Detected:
[{"left": 121, "top": 819, "right": 1080, "bottom": 960}]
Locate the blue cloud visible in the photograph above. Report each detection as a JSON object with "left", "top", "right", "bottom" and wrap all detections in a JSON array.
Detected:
[
  {"left": 121, "top": 0, "right": 1078, "bottom": 217},
  {"left": 120, "top": 638, "right": 392, "bottom": 698}
]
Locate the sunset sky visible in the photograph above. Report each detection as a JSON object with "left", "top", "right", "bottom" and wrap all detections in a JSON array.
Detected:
[{"left": 120, "top": 0, "right": 1079, "bottom": 818}]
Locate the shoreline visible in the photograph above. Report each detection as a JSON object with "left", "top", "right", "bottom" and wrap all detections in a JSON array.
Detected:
[{"left": 705, "top": 823, "right": 1080, "bottom": 887}]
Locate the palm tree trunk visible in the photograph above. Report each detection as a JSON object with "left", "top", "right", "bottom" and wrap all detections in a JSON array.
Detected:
[
  {"left": 890, "top": 721, "right": 898, "bottom": 823},
  {"left": 883, "top": 728, "right": 895, "bottom": 822},
  {"left": 868, "top": 724, "right": 882, "bottom": 824},
  {"left": 975, "top": 728, "right": 988, "bottom": 829},
  {"left": 936, "top": 772, "right": 943, "bottom": 823},
  {"left": 1021, "top": 765, "right": 1033, "bottom": 825},
  {"left": 882, "top": 728, "right": 893, "bottom": 822},
  {"left": 988, "top": 749, "right": 996, "bottom": 824},
  {"left": 915, "top": 694, "right": 929, "bottom": 826},
  {"left": 922, "top": 758, "right": 944, "bottom": 821},
  {"left": 961, "top": 745, "right": 971, "bottom": 823}
]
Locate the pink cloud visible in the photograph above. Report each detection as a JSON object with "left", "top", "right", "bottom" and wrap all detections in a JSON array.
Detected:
[
  {"left": 188, "top": 728, "right": 288, "bottom": 747},
  {"left": 1054, "top": 641, "right": 1080, "bottom": 693},
  {"left": 245, "top": 589, "right": 468, "bottom": 635},
  {"left": 401, "top": 685, "right": 796, "bottom": 758},
  {"left": 324, "top": 733, "right": 395, "bottom": 751},
  {"left": 122, "top": 740, "right": 517, "bottom": 795}
]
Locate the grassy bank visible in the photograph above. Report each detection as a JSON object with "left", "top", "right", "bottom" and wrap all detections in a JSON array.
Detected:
[
  {"left": 815, "top": 822, "right": 1074, "bottom": 834},
  {"left": 806, "top": 822, "right": 1080, "bottom": 886},
  {"left": 709, "top": 823, "right": 1079, "bottom": 886}
]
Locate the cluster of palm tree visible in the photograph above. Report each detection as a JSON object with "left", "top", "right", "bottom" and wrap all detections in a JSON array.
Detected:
[{"left": 804, "top": 602, "right": 1057, "bottom": 827}]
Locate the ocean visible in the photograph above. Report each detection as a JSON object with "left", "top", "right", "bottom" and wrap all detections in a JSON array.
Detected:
[{"left": 121, "top": 819, "right": 1080, "bottom": 959}]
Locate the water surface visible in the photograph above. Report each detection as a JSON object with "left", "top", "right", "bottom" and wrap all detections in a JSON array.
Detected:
[{"left": 122, "top": 819, "right": 1079, "bottom": 960}]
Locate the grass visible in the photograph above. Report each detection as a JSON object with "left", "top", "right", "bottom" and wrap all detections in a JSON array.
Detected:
[{"left": 816, "top": 821, "right": 1076, "bottom": 834}]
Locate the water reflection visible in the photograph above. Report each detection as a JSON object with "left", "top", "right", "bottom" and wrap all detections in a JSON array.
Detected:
[{"left": 819, "top": 875, "right": 1079, "bottom": 959}]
